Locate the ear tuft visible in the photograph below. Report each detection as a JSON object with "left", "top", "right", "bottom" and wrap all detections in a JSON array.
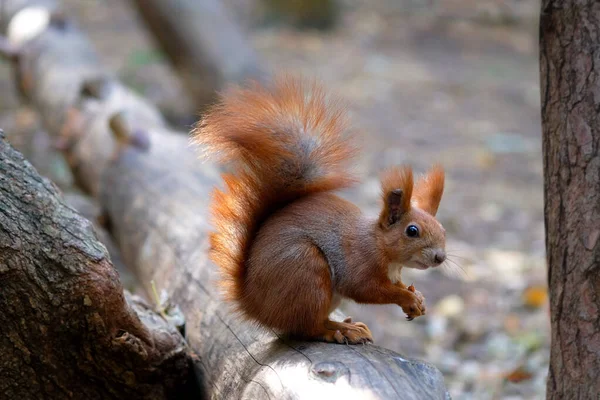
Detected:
[
  {"left": 379, "top": 166, "right": 413, "bottom": 227},
  {"left": 387, "top": 189, "right": 403, "bottom": 225},
  {"left": 412, "top": 164, "right": 445, "bottom": 216}
]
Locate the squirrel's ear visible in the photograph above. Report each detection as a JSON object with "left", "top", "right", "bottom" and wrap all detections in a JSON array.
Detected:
[
  {"left": 379, "top": 166, "right": 413, "bottom": 227},
  {"left": 412, "top": 164, "right": 445, "bottom": 216}
]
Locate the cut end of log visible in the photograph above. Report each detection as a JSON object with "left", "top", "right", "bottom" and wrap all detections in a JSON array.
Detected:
[{"left": 7, "top": 6, "right": 51, "bottom": 45}]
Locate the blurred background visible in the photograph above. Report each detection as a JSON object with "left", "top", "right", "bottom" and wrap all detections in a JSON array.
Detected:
[{"left": 0, "top": 0, "right": 546, "bottom": 399}]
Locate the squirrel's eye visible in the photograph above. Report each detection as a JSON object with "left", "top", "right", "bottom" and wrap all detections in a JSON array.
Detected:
[{"left": 405, "top": 225, "right": 419, "bottom": 238}]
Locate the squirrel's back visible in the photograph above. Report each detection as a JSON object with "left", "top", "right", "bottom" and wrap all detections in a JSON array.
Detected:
[{"left": 192, "top": 76, "right": 359, "bottom": 309}]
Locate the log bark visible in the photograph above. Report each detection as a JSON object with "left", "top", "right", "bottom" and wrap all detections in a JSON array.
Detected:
[
  {"left": 261, "top": 0, "right": 338, "bottom": 30},
  {"left": 128, "top": 0, "right": 266, "bottom": 110},
  {"left": 0, "top": 130, "right": 190, "bottom": 399},
  {"left": 2, "top": 1, "right": 450, "bottom": 398},
  {"left": 540, "top": 1, "right": 600, "bottom": 398}
]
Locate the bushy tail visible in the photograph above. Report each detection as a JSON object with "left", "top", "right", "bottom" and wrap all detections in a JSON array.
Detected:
[{"left": 192, "top": 75, "right": 358, "bottom": 305}]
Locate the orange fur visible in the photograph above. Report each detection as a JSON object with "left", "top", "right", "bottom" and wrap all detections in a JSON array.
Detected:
[
  {"left": 412, "top": 164, "right": 445, "bottom": 216},
  {"left": 192, "top": 75, "right": 358, "bottom": 307},
  {"left": 193, "top": 75, "right": 448, "bottom": 343}
]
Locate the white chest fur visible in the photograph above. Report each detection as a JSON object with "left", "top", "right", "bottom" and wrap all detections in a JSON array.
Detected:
[{"left": 387, "top": 262, "right": 404, "bottom": 284}]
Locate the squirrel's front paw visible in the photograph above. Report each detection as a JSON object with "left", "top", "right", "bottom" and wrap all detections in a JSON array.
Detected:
[
  {"left": 401, "top": 288, "right": 426, "bottom": 321},
  {"left": 408, "top": 284, "right": 426, "bottom": 312}
]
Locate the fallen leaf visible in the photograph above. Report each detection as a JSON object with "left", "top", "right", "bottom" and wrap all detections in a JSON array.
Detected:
[
  {"left": 505, "top": 366, "right": 533, "bottom": 383},
  {"left": 523, "top": 285, "right": 548, "bottom": 308}
]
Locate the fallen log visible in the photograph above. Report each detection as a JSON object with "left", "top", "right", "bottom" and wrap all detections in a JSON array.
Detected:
[
  {"left": 261, "top": 0, "right": 339, "bottom": 30},
  {"left": 1, "top": 1, "right": 450, "bottom": 398},
  {"left": 128, "top": 0, "right": 266, "bottom": 110},
  {"left": 0, "top": 130, "right": 190, "bottom": 399}
]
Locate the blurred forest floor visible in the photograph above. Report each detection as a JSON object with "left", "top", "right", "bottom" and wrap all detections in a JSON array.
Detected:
[{"left": 0, "top": 0, "right": 546, "bottom": 399}]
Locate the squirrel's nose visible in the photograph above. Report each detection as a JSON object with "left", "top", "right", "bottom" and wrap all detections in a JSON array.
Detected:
[{"left": 434, "top": 250, "right": 446, "bottom": 265}]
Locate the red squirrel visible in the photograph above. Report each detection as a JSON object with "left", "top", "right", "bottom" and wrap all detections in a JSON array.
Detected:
[{"left": 192, "top": 76, "right": 447, "bottom": 344}]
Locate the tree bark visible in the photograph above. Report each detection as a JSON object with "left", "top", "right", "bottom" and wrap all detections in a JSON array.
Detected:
[
  {"left": 1, "top": 1, "right": 450, "bottom": 398},
  {"left": 540, "top": 1, "right": 600, "bottom": 398},
  {"left": 128, "top": 0, "right": 266, "bottom": 110},
  {"left": 0, "top": 130, "right": 190, "bottom": 399}
]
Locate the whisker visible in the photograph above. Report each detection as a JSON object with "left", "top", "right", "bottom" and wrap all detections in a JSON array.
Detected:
[
  {"left": 439, "top": 263, "right": 463, "bottom": 279},
  {"left": 445, "top": 258, "right": 467, "bottom": 273},
  {"left": 440, "top": 259, "right": 468, "bottom": 279},
  {"left": 446, "top": 253, "right": 470, "bottom": 261},
  {"left": 445, "top": 257, "right": 462, "bottom": 267},
  {"left": 445, "top": 246, "right": 472, "bottom": 255}
]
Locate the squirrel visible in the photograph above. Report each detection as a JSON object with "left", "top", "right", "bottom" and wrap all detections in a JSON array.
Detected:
[{"left": 192, "top": 76, "right": 447, "bottom": 344}]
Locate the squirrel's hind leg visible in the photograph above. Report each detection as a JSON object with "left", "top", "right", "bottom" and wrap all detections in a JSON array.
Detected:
[
  {"left": 245, "top": 242, "right": 334, "bottom": 333},
  {"left": 246, "top": 239, "right": 374, "bottom": 344},
  {"left": 315, "top": 319, "right": 373, "bottom": 344}
]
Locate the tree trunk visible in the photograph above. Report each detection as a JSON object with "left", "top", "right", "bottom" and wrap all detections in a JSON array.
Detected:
[
  {"left": 540, "top": 1, "right": 600, "bottom": 398},
  {"left": 1, "top": 1, "right": 450, "bottom": 398},
  {"left": 128, "top": 0, "right": 266, "bottom": 110},
  {"left": 0, "top": 131, "right": 190, "bottom": 399}
]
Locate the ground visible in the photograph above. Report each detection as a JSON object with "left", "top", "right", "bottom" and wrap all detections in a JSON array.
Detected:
[{"left": 0, "top": 1, "right": 547, "bottom": 399}]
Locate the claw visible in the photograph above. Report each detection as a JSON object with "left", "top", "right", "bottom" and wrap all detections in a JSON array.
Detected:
[
  {"left": 323, "top": 320, "right": 374, "bottom": 344},
  {"left": 333, "top": 330, "right": 344, "bottom": 344}
]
